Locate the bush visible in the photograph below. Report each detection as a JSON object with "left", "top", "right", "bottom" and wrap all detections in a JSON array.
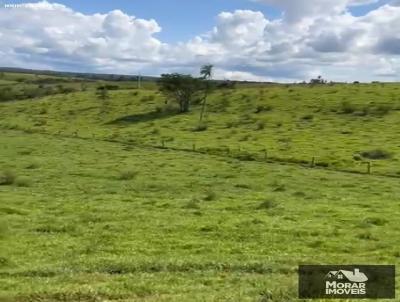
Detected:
[
  {"left": 361, "top": 149, "right": 391, "bottom": 160},
  {"left": 118, "top": 169, "right": 138, "bottom": 180},
  {"left": 0, "top": 170, "right": 16, "bottom": 185}
]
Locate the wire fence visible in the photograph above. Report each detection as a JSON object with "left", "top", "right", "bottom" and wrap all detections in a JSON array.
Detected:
[{"left": 4, "top": 126, "right": 400, "bottom": 180}]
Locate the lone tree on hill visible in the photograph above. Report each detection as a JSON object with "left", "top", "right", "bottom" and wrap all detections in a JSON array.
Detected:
[
  {"left": 158, "top": 73, "right": 203, "bottom": 113},
  {"left": 199, "top": 64, "right": 214, "bottom": 122}
]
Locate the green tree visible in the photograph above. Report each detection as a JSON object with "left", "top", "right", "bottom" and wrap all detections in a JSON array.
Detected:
[{"left": 158, "top": 73, "right": 203, "bottom": 113}]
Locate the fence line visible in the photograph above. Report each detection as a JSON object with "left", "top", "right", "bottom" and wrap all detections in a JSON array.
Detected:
[{"left": 3, "top": 126, "right": 395, "bottom": 179}]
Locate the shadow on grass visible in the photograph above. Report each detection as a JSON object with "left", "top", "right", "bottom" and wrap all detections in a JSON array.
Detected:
[{"left": 106, "top": 110, "right": 180, "bottom": 125}]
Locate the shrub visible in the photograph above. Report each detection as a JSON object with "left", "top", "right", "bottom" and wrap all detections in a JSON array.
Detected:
[
  {"left": 118, "top": 169, "right": 138, "bottom": 180},
  {"left": 361, "top": 149, "right": 391, "bottom": 160},
  {"left": 0, "top": 170, "right": 16, "bottom": 185}
]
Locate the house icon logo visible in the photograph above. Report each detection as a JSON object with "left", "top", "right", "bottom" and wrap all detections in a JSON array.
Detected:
[
  {"left": 299, "top": 265, "right": 395, "bottom": 299},
  {"left": 325, "top": 268, "right": 368, "bottom": 295},
  {"left": 326, "top": 268, "right": 368, "bottom": 283}
]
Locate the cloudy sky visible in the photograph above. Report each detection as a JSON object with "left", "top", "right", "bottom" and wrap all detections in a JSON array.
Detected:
[{"left": 0, "top": 0, "right": 399, "bottom": 82}]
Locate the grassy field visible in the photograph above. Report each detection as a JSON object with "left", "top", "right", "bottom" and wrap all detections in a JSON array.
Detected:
[{"left": 0, "top": 73, "right": 400, "bottom": 301}]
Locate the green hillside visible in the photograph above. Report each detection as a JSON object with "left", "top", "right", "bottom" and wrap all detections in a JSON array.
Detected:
[
  {"left": 1, "top": 78, "right": 400, "bottom": 175},
  {"left": 1, "top": 73, "right": 400, "bottom": 301}
]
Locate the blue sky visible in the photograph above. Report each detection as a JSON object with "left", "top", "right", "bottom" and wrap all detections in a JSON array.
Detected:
[
  {"left": 0, "top": 0, "right": 399, "bottom": 81},
  {"left": 4, "top": 0, "right": 281, "bottom": 42},
  {"left": 3, "top": 0, "right": 389, "bottom": 42}
]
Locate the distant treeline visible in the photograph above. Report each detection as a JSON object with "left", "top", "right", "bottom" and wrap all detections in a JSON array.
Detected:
[
  {"left": 0, "top": 67, "right": 158, "bottom": 82},
  {"left": 0, "top": 85, "right": 79, "bottom": 102}
]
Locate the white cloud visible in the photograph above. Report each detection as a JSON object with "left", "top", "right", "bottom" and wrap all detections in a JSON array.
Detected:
[
  {"left": 254, "top": 0, "right": 379, "bottom": 22},
  {"left": 0, "top": 1, "right": 165, "bottom": 72},
  {"left": 0, "top": 0, "right": 399, "bottom": 82}
]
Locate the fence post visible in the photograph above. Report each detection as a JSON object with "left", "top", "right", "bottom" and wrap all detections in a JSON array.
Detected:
[{"left": 363, "top": 162, "right": 371, "bottom": 174}]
